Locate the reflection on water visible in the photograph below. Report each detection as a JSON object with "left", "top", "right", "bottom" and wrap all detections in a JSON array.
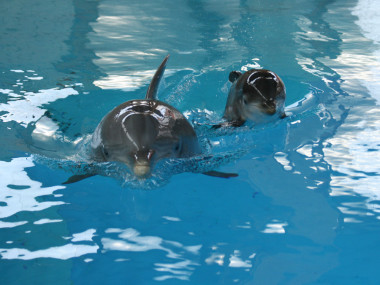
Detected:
[
  {"left": 0, "top": 157, "right": 98, "bottom": 265},
  {"left": 0, "top": 78, "right": 78, "bottom": 127},
  {"left": 206, "top": 250, "right": 255, "bottom": 269},
  {"left": 0, "top": 70, "right": 84, "bottom": 159},
  {"left": 228, "top": 250, "right": 254, "bottom": 268},
  {"left": 321, "top": 0, "right": 380, "bottom": 223},
  {"left": 353, "top": 0, "right": 380, "bottom": 103},
  {"left": 0, "top": 157, "right": 65, "bottom": 221},
  {"left": 0, "top": 243, "right": 98, "bottom": 261},
  {"left": 102, "top": 227, "right": 201, "bottom": 281},
  {"left": 261, "top": 220, "right": 288, "bottom": 234}
]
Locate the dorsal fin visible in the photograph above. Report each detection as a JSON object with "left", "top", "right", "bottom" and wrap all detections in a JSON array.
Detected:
[{"left": 145, "top": 55, "right": 170, "bottom": 100}]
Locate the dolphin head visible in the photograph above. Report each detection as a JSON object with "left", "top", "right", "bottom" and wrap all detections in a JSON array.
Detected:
[
  {"left": 93, "top": 111, "right": 155, "bottom": 178},
  {"left": 92, "top": 101, "right": 196, "bottom": 179},
  {"left": 224, "top": 69, "right": 286, "bottom": 123},
  {"left": 242, "top": 70, "right": 285, "bottom": 115}
]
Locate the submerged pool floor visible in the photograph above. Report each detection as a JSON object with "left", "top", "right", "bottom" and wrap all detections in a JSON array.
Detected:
[{"left": 1, "top": 0, "right": 380, "bottom": 284}]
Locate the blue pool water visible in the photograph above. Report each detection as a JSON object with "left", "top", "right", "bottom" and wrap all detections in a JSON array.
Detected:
[{"left": 1, "top": 0, "right": 380, "bottom": 283}]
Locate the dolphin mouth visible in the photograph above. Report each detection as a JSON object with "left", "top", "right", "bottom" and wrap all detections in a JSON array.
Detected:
[
  {"left": 263, "top": 105, "right": 277, "bottom": 115},
  {"left": 249, "top": 102, "right": 276, "bottom": 115},
  {"left": 133, "top": 162, "right": 151, "bottom": 179},
  {"left": 132, "top": 150, "right": 155, "bottom": 179}
]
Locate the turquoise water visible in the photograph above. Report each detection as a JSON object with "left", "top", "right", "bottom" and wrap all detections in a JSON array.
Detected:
[{"left": 1, "top": 0, "right": 380, "bottom": 283}]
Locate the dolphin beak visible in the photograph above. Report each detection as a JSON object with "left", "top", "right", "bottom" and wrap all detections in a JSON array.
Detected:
[
  {"left": 262, "top": 101, "right": 277, "bottom": 115},
  {"left": 132, "top": 150, "right": 155, "bottom": 179},
  {"left": 133, "top": 162, "right": 151, "bottom": 178}
]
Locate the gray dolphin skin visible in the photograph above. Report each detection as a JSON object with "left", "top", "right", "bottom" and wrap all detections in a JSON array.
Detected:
[
  {"left": 63, "top": 55, "right": 236, "bottom": 184},
  {"left": 222, "top": 69, "right": 286, "bottom": 127},
  {"left": 90, "top": 55, "right": 201, "bottom": 179}
]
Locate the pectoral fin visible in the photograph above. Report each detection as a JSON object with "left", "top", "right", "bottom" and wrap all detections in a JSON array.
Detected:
[
  {"left": 229, "top": 71, "right": 242, "bottom": 83},
  {"left": 203, "top": 170, "right": 238, "bottom": 179},
  {"left": 211, "top": 120, "right": 245, "bottom": 129},
  {"left": 62, "top": 173, "right": 96, "bottom": 184}
]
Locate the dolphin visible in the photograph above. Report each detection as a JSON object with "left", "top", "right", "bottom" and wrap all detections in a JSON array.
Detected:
[
  {"left": 64, "top": 55, "right": 236, "bottom": 184},
  {"left": 221, "top": 69, "right": 286, "bottom": 127}
]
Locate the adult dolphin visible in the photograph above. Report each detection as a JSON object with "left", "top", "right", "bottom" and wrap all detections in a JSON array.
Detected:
[
  {"left": 64, "top": 55, "right": 236, "bottom": 184},
  {"left": 221, "top": 69, "right": 286, "bottom": 127}
]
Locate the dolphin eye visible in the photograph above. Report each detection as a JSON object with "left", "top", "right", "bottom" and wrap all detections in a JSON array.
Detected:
[
  {"left": 174, "top": 141, "right": 182, "bottom": 153},
  {"left": 102, "top": 147, "right": 109, "bottom": 158}
]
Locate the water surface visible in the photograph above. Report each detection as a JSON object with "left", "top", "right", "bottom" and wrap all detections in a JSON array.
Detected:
[{"left": 1, "top": 0, "right": 380, "bottom": 284}]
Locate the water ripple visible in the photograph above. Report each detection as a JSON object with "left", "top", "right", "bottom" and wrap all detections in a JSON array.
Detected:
[{"left": 0, "top": 157, "right": 65, "bottom": 222}]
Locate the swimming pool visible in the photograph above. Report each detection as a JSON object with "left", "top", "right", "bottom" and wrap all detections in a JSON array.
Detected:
[{"left": 1, "top": 0, "right": 380, "bottom": 283}]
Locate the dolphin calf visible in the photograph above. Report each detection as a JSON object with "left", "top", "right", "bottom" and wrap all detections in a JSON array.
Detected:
[
  {"left": 64, "top": 55, "right": 236, "bottom": 184},
  {"left": 221, "top": 69, "right": 286, "bottom": 127}
]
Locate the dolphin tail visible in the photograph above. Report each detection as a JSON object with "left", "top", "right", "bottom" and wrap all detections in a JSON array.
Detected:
[{"left": 145, "top": 54, "right": 170, "bottom": 100}]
